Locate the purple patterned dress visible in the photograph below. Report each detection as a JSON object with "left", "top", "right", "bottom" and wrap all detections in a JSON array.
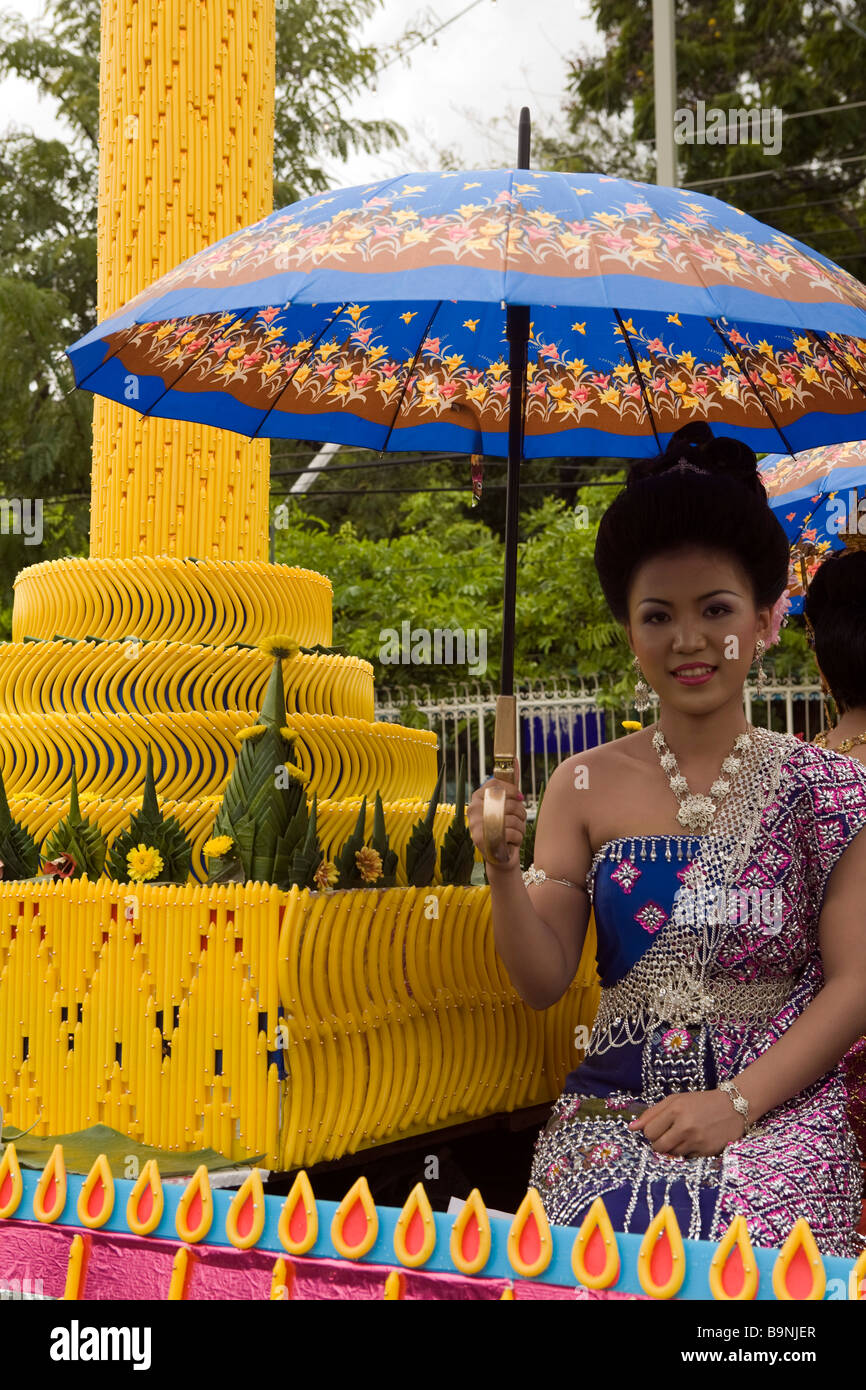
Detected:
[{"left": 529, "top": 728, "right": 866, "bottom": 1258}]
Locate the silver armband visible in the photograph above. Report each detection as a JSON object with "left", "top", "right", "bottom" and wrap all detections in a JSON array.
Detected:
[{"left": 522, "top": 863, "right": 584, "bottom": 891}]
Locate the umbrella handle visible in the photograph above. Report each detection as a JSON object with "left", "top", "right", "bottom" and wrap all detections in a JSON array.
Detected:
[{"left": 482, "top": 696, "right": 517, "bottom": 865}]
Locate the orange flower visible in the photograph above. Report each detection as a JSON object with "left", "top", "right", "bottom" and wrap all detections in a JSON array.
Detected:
[{"left": 355, "top": 846, "right": 383, "bottom": 884}]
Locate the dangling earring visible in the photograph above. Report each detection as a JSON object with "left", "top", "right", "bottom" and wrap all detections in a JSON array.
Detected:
[
  {"left": 753, "top": 638, "right": 767, "bottom": 695},
  {"left": 632, "top": 654, "right": 651, "bottom": 712}
]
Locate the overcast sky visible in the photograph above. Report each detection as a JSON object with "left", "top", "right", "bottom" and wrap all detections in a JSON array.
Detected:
[{"left": 0, "top": 0, "right": 599, "bottom": 188}]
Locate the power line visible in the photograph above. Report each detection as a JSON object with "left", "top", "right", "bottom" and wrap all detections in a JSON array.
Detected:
[
  {"left": 684, "top": 152, "right": 866, "bottom": 189},
  {"left": 271, "top": 480, "right": 624, "bottom": 499}
]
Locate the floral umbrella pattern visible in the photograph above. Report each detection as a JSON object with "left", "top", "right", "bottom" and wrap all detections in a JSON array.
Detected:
[
  {"left": 68, "top": 171, "right": 866, "bottom": 459},
  {"left": 760, "top": 440, "right": 866, "bottom": 608}
]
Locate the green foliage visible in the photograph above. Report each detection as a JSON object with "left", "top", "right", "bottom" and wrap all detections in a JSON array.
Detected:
[
  {"left": 439, "top": 755, "right": 476, "bottom": 886},
  {"left": 273, "top": 481, "right": 633, "bottom": 698},
  {"left": 105, "top": 745, "right": 192, "bottom": 885},
  {"left": 0, "top": 761, "right": 41, "bottom": 879},
  {"left": 41, "top": 762, "right": 106, "bottom": 879},
  {"left": 405, "top": 764, "right": 445, "bottom": 888}
]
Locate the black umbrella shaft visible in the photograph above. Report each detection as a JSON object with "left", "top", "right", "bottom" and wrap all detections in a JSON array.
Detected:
[
  {"left": 500, "top": 106, "right": 532, "bottom": 699},
  {"left": 502, "top": 304, "right": 530, "bottom": 696}
]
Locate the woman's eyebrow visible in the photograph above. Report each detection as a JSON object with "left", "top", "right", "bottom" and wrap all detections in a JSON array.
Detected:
[{"left": 637, "top": 589, "right": 741, "bottom": 606}]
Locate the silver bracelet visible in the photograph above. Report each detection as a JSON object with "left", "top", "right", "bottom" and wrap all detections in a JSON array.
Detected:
[
  {"left": 522, "top": 863, "right": 585, "bottom": 891},
  {"left": 719, "top": 1078, "right": 755, "bottom": 1135}
]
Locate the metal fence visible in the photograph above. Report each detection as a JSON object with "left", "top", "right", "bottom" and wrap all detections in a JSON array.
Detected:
[{"left": 374, "top": 676, "right": 829, "bottom": 809}]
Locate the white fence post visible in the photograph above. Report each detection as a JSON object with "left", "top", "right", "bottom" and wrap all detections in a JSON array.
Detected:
[{"left": 374, "top": 676, "right": 826, "bottom": 809}]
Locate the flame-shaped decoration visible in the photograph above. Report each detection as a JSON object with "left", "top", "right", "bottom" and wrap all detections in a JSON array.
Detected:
[
  {"left": 637, "top": 1204, "right": 686, "bottom": 1299},
  {"left": 849, "top": 1248, "right": 866, "bottom": 1301},
  {"left": 76, "top": 1153, "right": 115, "bottom": 1229},
  {"left": 507, "top": 1188, "right": 553, "bottom": 1278},
  {"left": 270, "top": 1257, "right": 294, "bottom": 1300},
  {"left": 383, "top": 1270, "right": 406, "bottom": 1299},
  {"left": 0, "top": 1143, "right": 23, "bottom": 1219},
  {"left": 279, "top": 1170, "right": 318, "bottom": 1255},
  {"left": 331, "top": 1176, "right": 378, "bottom": 1260},
  {"left": 175, "top": 1164, "right": 213, "bottom": 1244},
  {"left": 61, "top": 1233, "right": 90, "bottom": 1300},
  {"left": 709, "top": 1214, "right": 759, "bottom": 1300},
  {"left": 449, "top": 1188, "right": 492, "bottom": 1276},
  {"left": 226, "top": 1169, "right": 265, "bottom": 1250},
  {"left": 772, "top": 1218, "right": 826, "bottom": 1301},
  {"left": 126, "top": 1159, "right": 164, "bottom": 1236},
  {"left": 167, "top": 1246, "right": 194, "bottom": 1300},
  {"left": 33, "top": 1143, "right": 67, "bottom": 1224},
  {"left": 571, "top": 1196, "right": 620, "bottom": 1290},
  {"left": 500, "top": 1285, "right": 515, "bottom": 1300},
  {"left": 393, "top": 1182, "right": 436, "bottom": 1268}
]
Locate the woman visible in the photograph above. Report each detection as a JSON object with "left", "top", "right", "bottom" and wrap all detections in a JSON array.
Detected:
[
  {"left": 468, "top": 423, "right": 866, "bottom": 1257},
  {"left": 805, "top": 548, "right": 866, "bottom": 766},
  {"left": 804, "top": 547, "right": 866, "bottom": 1170}
]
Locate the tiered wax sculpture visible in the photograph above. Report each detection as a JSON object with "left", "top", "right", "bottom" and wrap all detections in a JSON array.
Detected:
[{"left": 2, "top": 557, "right": 443, "bottom": 884}]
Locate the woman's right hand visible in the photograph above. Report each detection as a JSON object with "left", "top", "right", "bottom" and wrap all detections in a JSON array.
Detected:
[{"left": 467, "top": 762, "right": 527, "bottom": 875}]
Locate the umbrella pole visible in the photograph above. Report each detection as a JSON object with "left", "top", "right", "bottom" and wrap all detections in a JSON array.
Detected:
[{"left": 483, "top": 108, "right": 531, "bottom": 866}]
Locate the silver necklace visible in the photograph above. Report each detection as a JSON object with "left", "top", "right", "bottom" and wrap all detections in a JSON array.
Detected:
[{"left": 651, "top": 726, "right": 752, "bottom": 832}]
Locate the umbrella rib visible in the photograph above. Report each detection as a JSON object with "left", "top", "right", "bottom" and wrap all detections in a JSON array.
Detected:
[
  {"left": 137, "top": 310, "right": 250, "bottom": 420},
  {"left": 613, "top": 309, "right": 662, "bottom": 454},
  {"left": 811, "top": 330, "right": 866, "bottom": 407},
  {"left": 69, "top": 320, "right": 159, "bottom": 394},
  {"left": 708, "top": 318, "right": 796, "bottom": 458},
  {"left": 248, "top": 303, "right": 350, "bottom": 441},
  {"left": 379, "top": 302, "right": 442, "bottom": 454}
]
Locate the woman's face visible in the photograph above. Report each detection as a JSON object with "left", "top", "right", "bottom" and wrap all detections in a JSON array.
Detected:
[{"left": 626, "top": 546, "right": 772, "bottom": 714}]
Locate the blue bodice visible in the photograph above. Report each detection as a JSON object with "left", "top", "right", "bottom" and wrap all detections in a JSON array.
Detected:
[{"left": 589, "top": 835, "right": 706, "bottom": 988}]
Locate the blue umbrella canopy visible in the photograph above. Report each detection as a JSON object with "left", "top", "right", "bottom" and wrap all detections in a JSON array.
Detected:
[
  {"left": 67, "top": 168, "right": 866, "bottom": 459},
  {"left": 760, "top": 439, "right": 866, "bottom": 610}
]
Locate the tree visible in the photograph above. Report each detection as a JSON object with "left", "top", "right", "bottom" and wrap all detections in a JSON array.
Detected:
[
  {"left": 539, "top": 0, "right": 866, "bottom": 277},
  {"left": 0, "top": 0, "right": 404, "bottom": 633}
]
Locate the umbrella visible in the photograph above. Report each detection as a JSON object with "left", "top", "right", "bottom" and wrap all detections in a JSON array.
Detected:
[
  {"left": 66, "top": 109, "right": 866, "bottom": 860},
  {"left": 760, "top": 440, "right": 866, "bottom": 609}
]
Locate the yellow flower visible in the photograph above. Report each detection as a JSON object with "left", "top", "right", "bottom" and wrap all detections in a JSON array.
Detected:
[
  {"left": 314, "top": 859, "right": 339, "bottom": 891},
  {"left": 278, "top": 752, "right": 309, "bottom": 784},
  {"left": 203, "top": 835, "right": 234, "bottom": 857},
  {"left": 126, "top": 844, "right": 164, "bottom": 882},
  {"left": 355, "top": 846, "right": 383, "bottom": 884},
  {"left": 236, "top": 724, "right": 266, "bottom": 741},
  {"left": 258, "top": 635, "right": 300, "bottom": 660}
]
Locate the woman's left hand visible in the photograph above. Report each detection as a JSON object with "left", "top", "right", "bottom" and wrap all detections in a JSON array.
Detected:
[{"left": 627, "top": 1090, "right": 747, "bottom": 1156}]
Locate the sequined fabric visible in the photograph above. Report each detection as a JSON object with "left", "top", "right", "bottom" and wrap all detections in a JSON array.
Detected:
[{"left": 529, "top": 732, "right": 866, "bottom": 1258}]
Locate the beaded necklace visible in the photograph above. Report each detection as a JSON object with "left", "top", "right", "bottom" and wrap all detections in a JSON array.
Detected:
[{"left": 651, "top": 726, "right": 753, "bottom": 832}]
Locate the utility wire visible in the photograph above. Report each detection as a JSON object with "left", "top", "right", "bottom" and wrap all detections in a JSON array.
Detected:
[
  {"left": 684, "top": 152, "right": 866, "bottom": 189},
  {"left": 271, "top": 480, "right": 623, "bottom": 499}
]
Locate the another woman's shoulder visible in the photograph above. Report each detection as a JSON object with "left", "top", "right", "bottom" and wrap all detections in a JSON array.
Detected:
[{"left": 777, "top": 732, "right": 866, "bottom": 796}]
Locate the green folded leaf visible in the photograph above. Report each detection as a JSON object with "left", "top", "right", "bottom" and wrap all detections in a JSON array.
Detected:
[{"left": 440, "top": 755, "right": 475, "bottom": 886}]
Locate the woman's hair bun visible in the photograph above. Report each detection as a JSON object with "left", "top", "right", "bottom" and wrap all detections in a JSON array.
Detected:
[{"left": 628, "top": 423, "right": 767, "bottom": 500}]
